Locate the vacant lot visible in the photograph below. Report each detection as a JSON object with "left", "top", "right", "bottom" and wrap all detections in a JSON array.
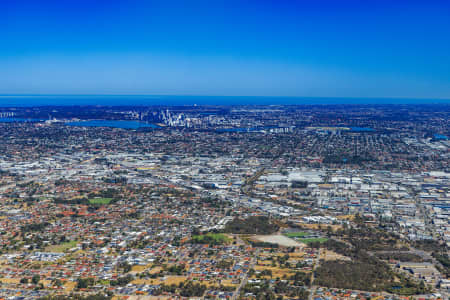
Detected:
[
  {"left": 254, "top": 235, "right": 304, "bottom": 247},
  {"left": 321, "top": 249, "right": 351, "bottom": 261}
]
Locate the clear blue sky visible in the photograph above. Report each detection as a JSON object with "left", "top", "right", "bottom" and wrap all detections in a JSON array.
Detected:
[{"left": 2, "top": 0, "right": 450, "bottom": 98}]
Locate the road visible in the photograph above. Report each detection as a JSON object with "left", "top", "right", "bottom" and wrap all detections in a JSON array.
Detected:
[
  {"left": 241, "top": 167, "right": 265, "bottom": 196},
  {"left": 308, "top": 248, "right": 321, "bottom": 300},
  {"left": 232, "top": 249, "right": 259, "bottom": 300}
]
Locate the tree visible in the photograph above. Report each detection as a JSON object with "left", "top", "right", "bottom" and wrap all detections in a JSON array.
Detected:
[
  {"left": 32, "top": 275, "right": 40, "bottom": 284},
  {"left": 260, "top": 269, "right": 272, "bottom": 278},
  {"left": 53, "top": 278, "right": 63, "bottom": 287},
  {"left": 76, "top": 277, "right": 95, "bottom": 289},
  {"left": 117, "top": 262, "right": 132, "bottom": 273}
]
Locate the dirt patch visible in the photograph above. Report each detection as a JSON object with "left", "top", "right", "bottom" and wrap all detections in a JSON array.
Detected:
[
  {"left": 320, "top": 249, "right": 351, "bottom": 261},
  {"left": 254, "top": 234, "right": 304, "bottom": 247}
]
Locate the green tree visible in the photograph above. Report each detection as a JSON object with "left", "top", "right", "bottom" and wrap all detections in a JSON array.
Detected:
[{"left": 32, "top": 275, "right": 40, "bottom": 284}]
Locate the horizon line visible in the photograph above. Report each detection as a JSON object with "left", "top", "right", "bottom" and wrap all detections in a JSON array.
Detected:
[{"left": 1, "top": 94, "right": 450, "bottom": 101}]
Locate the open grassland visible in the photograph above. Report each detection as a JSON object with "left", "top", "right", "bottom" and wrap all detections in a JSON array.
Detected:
[
  {"left": 148, "top": 266, "right": 162, "bottom": 274},
  {"left": 320, "top": 249, "right": 351, "bottom": 261},
  {"left": 131, "top": 264, "right": 150, "bottom": 273},
  {"left": 88, "top": 197, "right": 113, "bottom": 204},
  {"left": 63, "top": 280, "right": 77, "bottom": 292},
  {"left": 0, "top": 278, "right": 20, "bottom": 284}
]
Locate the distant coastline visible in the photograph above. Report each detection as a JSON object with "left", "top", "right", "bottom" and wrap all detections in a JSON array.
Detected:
[{"left": 0, "top": 95, "right": 449, "bottom": 107}]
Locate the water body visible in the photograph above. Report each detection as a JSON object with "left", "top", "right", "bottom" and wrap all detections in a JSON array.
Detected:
[
  {"left": 350, "top": 127, "right": 375, "bottom": 132},
  {"left": 66, "top": 120, "right": 159, "bottom": 129},
  {"left": 434, "top": 134, "right": 448, "bottom": 140},
  {"left": 0, "top": 95, "right": 449, "bottom": 107}
]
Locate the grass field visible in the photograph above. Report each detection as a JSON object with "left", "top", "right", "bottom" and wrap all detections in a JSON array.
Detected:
[
  {"left": 88, "top": 197, "right": 113, "bottom": 205},
  {"left": 191, "top": 233, "right": 231, "bottom": 244},
  {"left": 97, "top": 279, "right": 111, "bottom": 285},
  {"left": 298, "top": 237, "right": 328, "bottom": 244},
  {"left": 284, "top": 231, "right": 308, "bottom": 238},
  {"left": 45, "top": 240, "right": 78, "bottom": 252}
]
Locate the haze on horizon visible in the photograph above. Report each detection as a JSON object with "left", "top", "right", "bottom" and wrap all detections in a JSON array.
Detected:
[{"left": 2, "top": 0, "right": 450, "bottom": 99}]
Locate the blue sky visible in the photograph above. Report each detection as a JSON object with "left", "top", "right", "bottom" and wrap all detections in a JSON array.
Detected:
[{"left": 1, "top": 0, "right": 450, "bottom": 98}]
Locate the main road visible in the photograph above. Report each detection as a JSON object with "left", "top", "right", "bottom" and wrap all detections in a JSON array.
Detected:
[
  {"left": 232, "top": 248, "right": 259, "bottom": 300},
  {"left": 308, "top": 248, "right": 321, "bottom": 300}
]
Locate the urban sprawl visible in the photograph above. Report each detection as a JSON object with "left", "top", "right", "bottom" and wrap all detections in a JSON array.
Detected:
[{"left": 0, "top": 104, "right": 448, "bottom": 300}]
